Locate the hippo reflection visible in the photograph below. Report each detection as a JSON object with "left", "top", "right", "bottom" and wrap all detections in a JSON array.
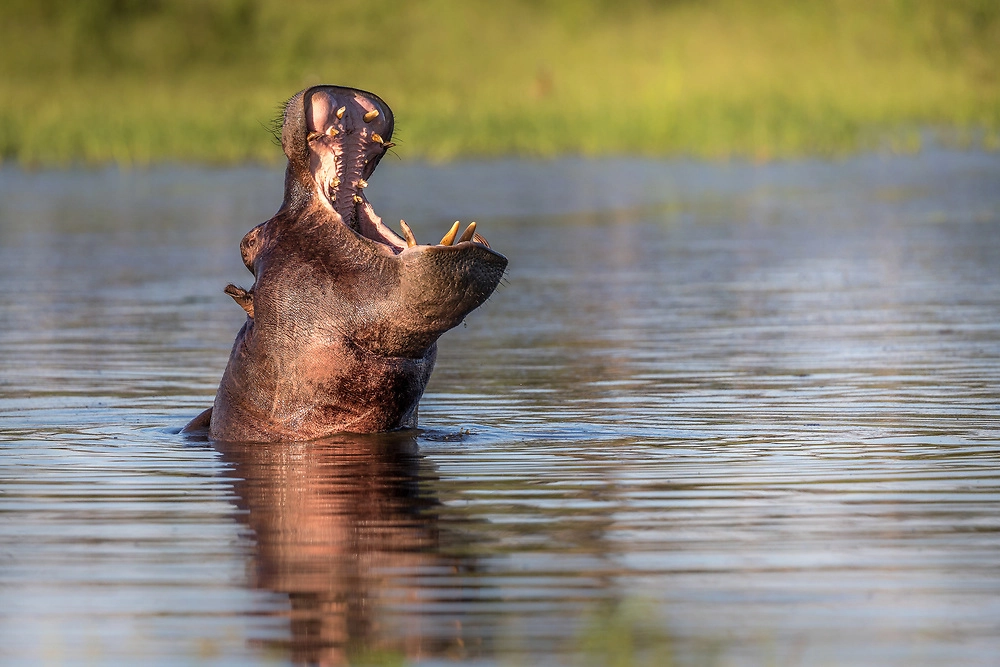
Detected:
[
  {"left": 189, "top": 86, "right": 507, "bottom": 441},
  {"left": 216, "top": 432, "right": 485, "bottom": 663}
]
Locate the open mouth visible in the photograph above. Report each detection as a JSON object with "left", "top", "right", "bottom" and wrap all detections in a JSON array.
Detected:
[{"left": 303, "top": 86, "right": 491, "bottom": 254}]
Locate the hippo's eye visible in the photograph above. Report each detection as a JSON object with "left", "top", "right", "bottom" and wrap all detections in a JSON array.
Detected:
[{"left": 246, "top": 238, "right": 256, "bottom": 247}]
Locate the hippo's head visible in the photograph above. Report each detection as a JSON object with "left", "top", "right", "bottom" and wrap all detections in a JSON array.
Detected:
[{"left": 199, "top": 85, "right": 507, "bottom": 442}]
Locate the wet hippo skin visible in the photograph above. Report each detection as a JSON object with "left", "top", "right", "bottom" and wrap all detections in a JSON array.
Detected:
[{"left": 187, "top": 86, "right": 507, "bottom": 442}]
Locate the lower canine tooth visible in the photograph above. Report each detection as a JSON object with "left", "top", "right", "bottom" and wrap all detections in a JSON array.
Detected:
[
  {"left": 440, "top": 221, "right": 460, "bottom": 246},
  {"left": 458, "top": 221, "right": 477, "bottom": 243},
  {"left": 400, "top": 220, "right": 417, "bottom": 248}
]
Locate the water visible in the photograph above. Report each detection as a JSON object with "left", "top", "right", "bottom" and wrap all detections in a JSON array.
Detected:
[{"left": 1, "top": 150, "right": 999, "bottom": 666}]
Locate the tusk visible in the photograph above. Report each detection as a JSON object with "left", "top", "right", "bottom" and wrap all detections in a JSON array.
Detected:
[
  {"left": 440, "top": 221, "right": 460, "bottom": 246},
  {"left": 357, "top": 179, "right": 368, "bottom": 189},
  {"left": 399, "top": 220, "right": 417, "bottom": 248},
  {"left": 458, "top": 221, "right": 477, "bottom": 243},
  {"left": 336, "top": 106, "right": 346, "bottom": 119},
  {"left": 371, "top": 133, "right": 383, "bottom": 144},
  {"left": 363, "top": 109, "right": 380, "bottom": 122},
  {"left": 353, "top": 194, "right": 364, "bottom": 203},
  {"left": 307, "top": 131, "right": 323, "bottom": 142},
  {"left": 326, "top": 126, "right": 338, "bottom": 137}
]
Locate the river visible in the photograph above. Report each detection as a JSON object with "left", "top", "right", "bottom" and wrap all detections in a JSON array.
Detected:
[{"left": 1, "top": 149, "right": 999, "bottom": 665}]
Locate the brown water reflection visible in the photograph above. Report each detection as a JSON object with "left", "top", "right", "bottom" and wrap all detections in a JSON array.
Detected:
[
  {"left": 216, "top": 433, "right": 480, "bottom": 665},
  {"left": 1, "top": 151, "right": 999, "bottom": 666}
]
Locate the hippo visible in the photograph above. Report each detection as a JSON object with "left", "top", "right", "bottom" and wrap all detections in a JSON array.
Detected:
[{"left": 186, "top": 85, "right": 507, "bottom": 442}]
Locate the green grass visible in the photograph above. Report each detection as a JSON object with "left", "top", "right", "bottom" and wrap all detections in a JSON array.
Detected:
[{"left": 1, "top": 0, "right": 997, "bottom": 165}]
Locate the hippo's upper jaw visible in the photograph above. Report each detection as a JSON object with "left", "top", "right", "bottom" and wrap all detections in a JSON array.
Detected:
[{"left": 200, "top": 86, "right": 508, "bottom": 443}]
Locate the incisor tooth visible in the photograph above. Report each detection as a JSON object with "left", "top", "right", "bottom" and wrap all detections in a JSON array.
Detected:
[
  {"left": 353, "top": 194, "right": 364, "bottom": 203},
  {"left": 357, "top": 179, "right": 368, "bottom": 189},
  {"left": 326, "top": 126, "right": 338, "bottom": 137},
  {"left": 336, "top": 106, "right": 346, "bottom": 119},
  {"left": 371, "top": 133, "right": 383, "bottom": 144},
  {"left": 330, "top": 177, "right": 340, "bottom": 188},
  {"left": 458, "top": 221, "right": 477, "bottom": 243},
  {"left": 383, "top": 142, "right": 396, "bottom": 150},
  {"left": 399, "top": 220, "right": 417, "bottom": 248},
  {"left": 440, "top": 221, "right": 460, "bottom": 246},
  {"left": 363, "top": 109, "right": 379, "bottom": 122},
  {"left": 307, "top": 131, "right": 323, "bottom": 141}
]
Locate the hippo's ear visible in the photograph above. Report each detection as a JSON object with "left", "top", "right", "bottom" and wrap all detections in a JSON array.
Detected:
[{"left": 224, "top": 284, "right": 254, "bottom": 318}]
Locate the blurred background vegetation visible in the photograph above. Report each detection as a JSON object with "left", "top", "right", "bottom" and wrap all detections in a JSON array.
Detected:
[{"left": 0, "top": 0, "right": 997, "bottom": 165}]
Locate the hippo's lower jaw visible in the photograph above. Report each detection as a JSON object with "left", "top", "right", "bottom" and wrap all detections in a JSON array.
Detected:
[{"left": 190, "top": 86, "right": 508, "bottom": 443}]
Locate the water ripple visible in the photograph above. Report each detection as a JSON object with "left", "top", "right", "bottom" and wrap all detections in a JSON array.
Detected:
[{"left": 2, "top": 153, "right": 1000, "bottom": 665}]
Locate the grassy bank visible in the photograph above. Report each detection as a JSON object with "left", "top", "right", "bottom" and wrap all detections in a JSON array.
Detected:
[{"left": 1, "top": 0, "right": 997, "bottom": 165}]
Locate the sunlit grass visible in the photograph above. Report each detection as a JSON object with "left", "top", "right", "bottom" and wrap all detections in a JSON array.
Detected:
[{"left": 1, "top": 0, "right": 997, "bottom": 165}]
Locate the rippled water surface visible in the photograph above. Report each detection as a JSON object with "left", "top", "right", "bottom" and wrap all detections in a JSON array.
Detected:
[{"left": 2, "top": 151, "right": 999, "bottom": 666}]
